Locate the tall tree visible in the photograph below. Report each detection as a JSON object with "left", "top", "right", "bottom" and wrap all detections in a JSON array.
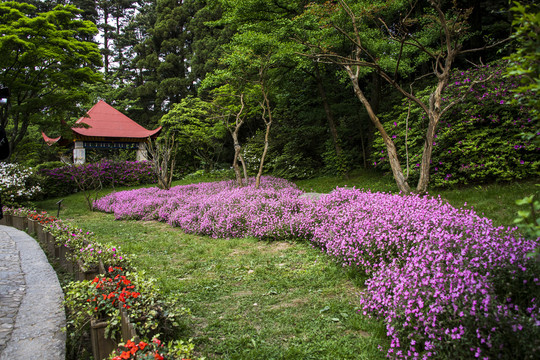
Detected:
[
  {"left": 206, "top": 28, "right": 290, "bottom": 188},
  {"left": 0, "top": 1, "right": 102, "bottom": 156},
  {"left": 217, "top": 0, "right": 356, "bottom": 177},
  {"left": 188, "top": 0, "right": 235, "bottom": 85},
  {"left": 130, "top": 0, "right": 196, "bottom": 125}
]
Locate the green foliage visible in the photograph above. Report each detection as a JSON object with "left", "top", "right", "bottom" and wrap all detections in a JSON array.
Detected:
[
  {"left": 296, "top": 0, "right": 436, "bottom": 78},
  {"left": 241, "top": 130, "right": 319, "bottom": 180},
  {"left": 121, "top": 271, "right": 190, "bottom": 341},
  {"left": 160, "top": 96, "right": 227, "bottom": 170},
  {"left": 321, "top": 139, "right": 352, "bottom": 177},
  {"left": 504, "top": 1, "right": 540, "bottom": 126},
  {"left": 63, "top": 269, "right": 191, "bottom": 360},
  {"left": 371, "top": 61, "right": 539, "bottom": 187},
  {"left": 271, "top": 143, "right": 317, "bottom": 180},
  {"left": 0, "top": 1, "right": 102, "bottom": 154},
  {"left": 505, "top": 2, "right": 540, "bottom": 259},
  {"left": 183, "top": 168, "right": 235, "bottom": 182},
  {"left": 63, "top": 279, "right": 105, "bottom": 360},
  {"left": 35, "top": 161, "right": 77, "bottom": 198},
  {"left": 514, "top": 191, "right": 540, "bottom": 240},
  {"left": 241, "top": 131, "right": 266, "bottom": 176}
]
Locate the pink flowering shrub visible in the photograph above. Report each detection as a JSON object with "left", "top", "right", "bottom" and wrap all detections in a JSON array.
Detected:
[
  {"left": 371, "top": 61, "right": 539, "bottom": 187},
  {"left": 93, "top": 178, "right": 540, "bottom": 359}
]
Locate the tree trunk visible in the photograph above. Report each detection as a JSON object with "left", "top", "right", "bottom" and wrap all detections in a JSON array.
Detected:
[
  {"left": 345, "top": 66, "right": 411, "bottom": 193},
  {"left": 255, "top": 121, "right": 271, "bottom": 189},
  {"left": 146, "top": 136, "right": 176, "bottom": 190},
  {"left": 103, "top": 5, "right": 110, "bottom": 75},
  {"left": 416, "top": 53, "right": 451, "bottom": 192},
  {"left": 226, "top": 93, "right": 247, "bottom": 186},
  {"left": 238, "top": 153, "right": 248, "bottom": 185},
  {"left": 231, "top": 133, "right": 243, "bottom": 186},
  {"left": 416, "top": 115, "right": 438, "bottom": 193},
  {"left": 255, "top": 84, "right": 273, "bottom": 189}
]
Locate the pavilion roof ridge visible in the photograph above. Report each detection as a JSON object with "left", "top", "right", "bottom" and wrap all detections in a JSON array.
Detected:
[
  {"left": 42, "top": 100, "right": 161, "bottom": 145},
  {"left": 73, "top": 100, "right": 161, "bottom": 139}
]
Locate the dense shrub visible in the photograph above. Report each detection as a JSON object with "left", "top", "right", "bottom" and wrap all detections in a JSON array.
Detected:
[
  {"left": 182, "top": 168, "right": 235, "bottom": 182},
  {"left": 0, "top": 162, "right": 42, "bottom": 206},
  {"left": 40, "top": 160, "right": 157, "bottom": 198},
  {"left": 36, "top": 161, "right": 77, "bottom": 197},
  {"left": 371, "top": 61, "right": 539, "bottom": 187},
  {"left": 94, "top": 178, "right": 540, "bottom": 359},
  {"left": 242, "top": 129, "right": 318, "bottom": 180}
]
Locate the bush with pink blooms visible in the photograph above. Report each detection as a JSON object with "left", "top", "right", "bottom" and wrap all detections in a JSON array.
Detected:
[{"left": 93, "top": 177, "right": 540, "bottom": 359}]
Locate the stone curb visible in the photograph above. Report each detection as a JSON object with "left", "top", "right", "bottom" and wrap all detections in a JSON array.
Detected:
[{"left": 0, "top": 225, "right": 66, "bottom": 360}]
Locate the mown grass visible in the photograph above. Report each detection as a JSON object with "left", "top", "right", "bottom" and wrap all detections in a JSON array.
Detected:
[
  {"left": 37, "top": 190, "right": 387, "bottom": 359},
  {"left": 35, "top": 172, "right": 538, "bottom": 359}
]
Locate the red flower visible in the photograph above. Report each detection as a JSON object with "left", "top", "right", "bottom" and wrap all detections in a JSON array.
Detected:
[
  {"left": 120, "top": 351, "right": 131, "bottom": 359},
  {"left": 154, "top": 352, "right": 164, "bottom": 360},
  {"left": 138, "top": 341, "right": 148, "bottom": 350}
]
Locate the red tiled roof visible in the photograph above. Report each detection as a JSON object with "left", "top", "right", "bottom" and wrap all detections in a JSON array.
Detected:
[{"left": 72, "top": 100, "right": 161, "bottom": 139}]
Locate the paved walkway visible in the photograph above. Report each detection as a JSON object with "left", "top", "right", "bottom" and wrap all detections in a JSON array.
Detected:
[{"left": 0, "top": 225, "right": 65, "bottom": 359}]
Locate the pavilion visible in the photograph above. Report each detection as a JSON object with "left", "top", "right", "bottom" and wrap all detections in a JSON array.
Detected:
[{"left": 42, "top": 100, "right": 161, "bottom": 164}]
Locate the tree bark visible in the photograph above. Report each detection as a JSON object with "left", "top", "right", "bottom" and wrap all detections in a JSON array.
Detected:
[
  {"left": 345, "top": 66, "right": 411, "bottom": 193},
  {"left": 255, "top": 83, "right": 273, "bottom": 189},
  {"left": 229, "top": 93, "right": 246, "bottom": 187},
  {"left": 231, "top": 131, "right": 244, "bottom": 186},
  {"left": 238, "top": 152, "right": 248, "bottom": 185}
]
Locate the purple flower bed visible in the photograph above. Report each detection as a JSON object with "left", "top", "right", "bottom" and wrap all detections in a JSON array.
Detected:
[{"left": 93, "top": 178, "right": 540, "bottom": 359}]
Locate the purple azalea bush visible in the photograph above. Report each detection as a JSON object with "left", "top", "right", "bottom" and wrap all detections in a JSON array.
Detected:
[
  {"left": 94, "top": 177, "right": 540, "bottom": 359},
  {"left": 41, "top": 160, "right": 157, "bottom": 194},
  {"left": 371, "top": 61, "right": 539, "bottom": 187}
]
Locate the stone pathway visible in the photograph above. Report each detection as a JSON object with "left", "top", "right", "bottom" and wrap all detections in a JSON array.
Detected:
[
  {"left": 0, "top": 225, "right": 65, "bottom": 360},
  {"left": 0, "top": 232, "right": 24, "bottom": 353}
]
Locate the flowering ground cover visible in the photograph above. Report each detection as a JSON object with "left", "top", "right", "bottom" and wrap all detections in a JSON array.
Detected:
[{"left": 91, "top": 177, "right": 539, "bottom": 359}]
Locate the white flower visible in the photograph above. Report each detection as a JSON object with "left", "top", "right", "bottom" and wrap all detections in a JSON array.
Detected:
[{"left": 0, "top": 163, "right": 42, "bottom": 202}]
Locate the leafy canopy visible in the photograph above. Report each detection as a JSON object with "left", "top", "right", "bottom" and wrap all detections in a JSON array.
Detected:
[{"left": 0, "top": 1, "right": 102, "bottom": 153}]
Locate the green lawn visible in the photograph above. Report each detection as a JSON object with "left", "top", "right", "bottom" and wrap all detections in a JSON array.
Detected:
[
  {"left": 35, "top": 173, "right": 538, "bottom": 359},
  {"left": 37, "top": 192, "right": 386, "bottom": 359}
]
